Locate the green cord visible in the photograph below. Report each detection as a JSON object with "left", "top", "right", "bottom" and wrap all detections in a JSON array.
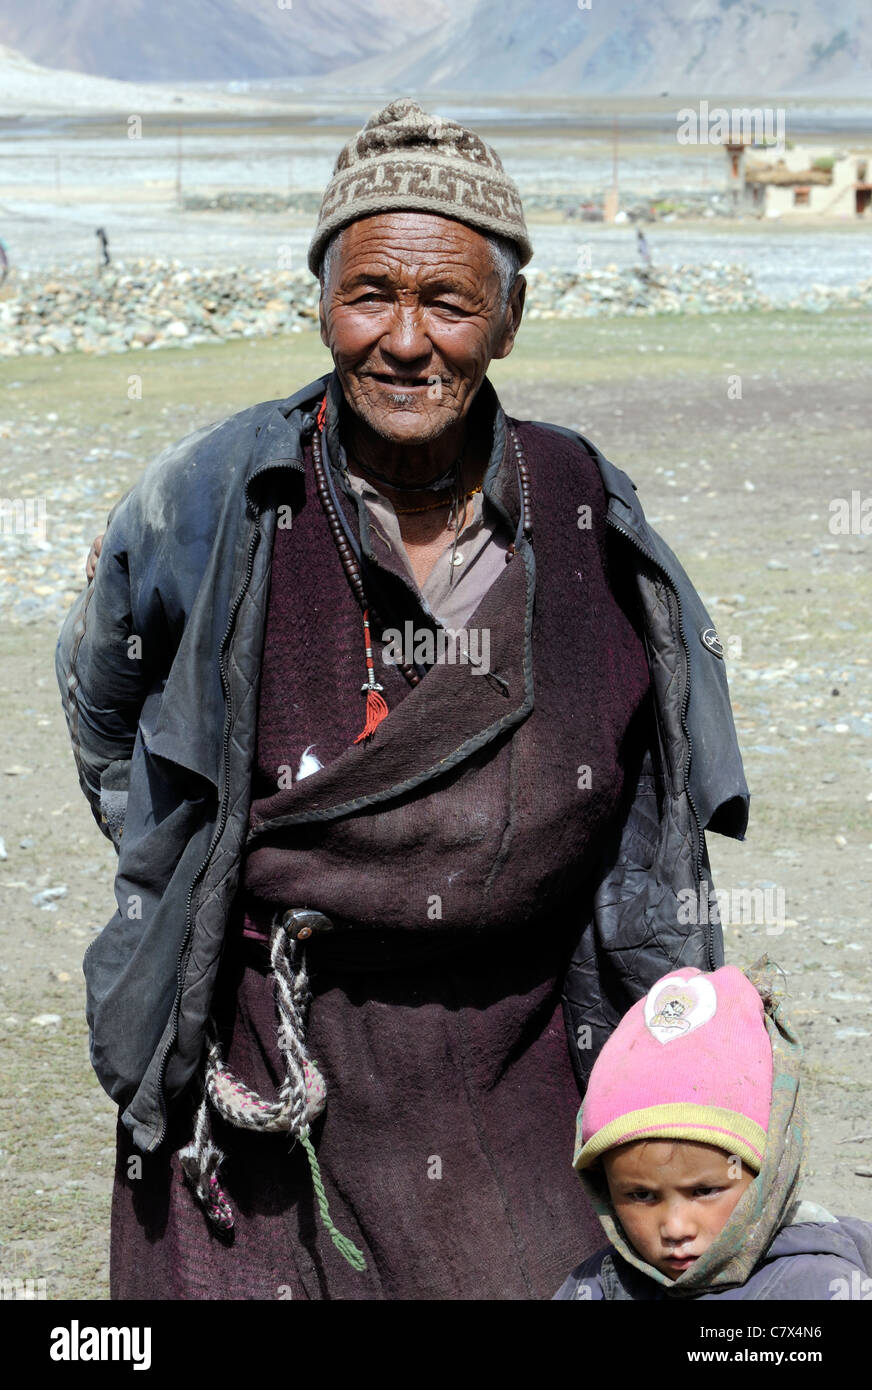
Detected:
[{"left": 301, "top": 1132, "right": 367, "bottom": 1272}]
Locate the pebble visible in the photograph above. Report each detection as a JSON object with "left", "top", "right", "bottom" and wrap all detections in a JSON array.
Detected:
[
  {"left": 0, "top": 837, "right": 6, "bottom": 860},
  {"left": 29, "top": 1013, "right": 62, "bottom": 1027},
  {"left": 31, "top": 885, "right": 68, "bottom": 907}
]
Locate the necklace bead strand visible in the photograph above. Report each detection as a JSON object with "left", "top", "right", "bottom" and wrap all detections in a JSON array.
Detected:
[
  {"left": 510, "top": 423, "right": 533, "bottom": 544},
  {"left": 311, "top": 423, "right": 422, "bottom": 690},
  {"left": 310, "top": 405, "right": 532, "bottom": 689},
  {"left": 394, "top": 484, "right": 482, "bottom": 517}
]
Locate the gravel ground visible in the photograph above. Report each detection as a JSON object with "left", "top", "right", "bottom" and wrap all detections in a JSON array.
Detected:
[{"left": 1, "top": 310, "right": 870, "bottom": 1299}]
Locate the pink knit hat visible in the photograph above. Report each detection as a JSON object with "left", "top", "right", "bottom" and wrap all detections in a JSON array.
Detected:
[{"left": 573, "top": 966, "right": 773, "bottom": 1173}]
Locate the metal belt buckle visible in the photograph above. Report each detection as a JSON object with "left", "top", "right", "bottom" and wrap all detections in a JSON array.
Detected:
[{"left": 279, "top": 907, "right": 335, "bottom": 942}]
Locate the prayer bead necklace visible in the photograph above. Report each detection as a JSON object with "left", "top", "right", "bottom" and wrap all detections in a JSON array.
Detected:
[
  {"left": 394, "top": 485, "right": 482, "bottom": 518},
  {"left": 309, "top": 396, "right": 532, "bottom": 739}
]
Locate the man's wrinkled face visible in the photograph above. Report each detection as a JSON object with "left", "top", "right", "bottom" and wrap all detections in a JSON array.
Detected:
[
  {"left": 602, "top": 1140, "right": 756, "bottom": 1280},
  {"left": 318, "top": 211, "right": 524, "bottom": 447}
]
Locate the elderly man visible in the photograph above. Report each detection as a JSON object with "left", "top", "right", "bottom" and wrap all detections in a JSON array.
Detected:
[{"left": 56, "top": 99, "right": 748, "bottom": 1301}]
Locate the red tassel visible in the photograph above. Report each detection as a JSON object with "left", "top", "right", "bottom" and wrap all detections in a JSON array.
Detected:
[
  {"left": 318, "top": 399, "right": 387, "bottom": 748},
  {"left": 354, "top": 688, "right": 389, "bottom": 744},
  {"left": 354, "top": 607, "right": 388, "bottom": 743}
]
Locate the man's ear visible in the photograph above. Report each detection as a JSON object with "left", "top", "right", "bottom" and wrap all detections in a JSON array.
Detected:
[
  {"left": 318, "top": 289, "right": 329, "bottom": 347},
  {"left": 492, "top": 275, "right": 526, "bottom": 361}
]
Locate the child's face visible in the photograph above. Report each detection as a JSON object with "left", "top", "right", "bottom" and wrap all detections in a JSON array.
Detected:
[{"left": 601, "top": 1139, "right": 756, "bottom": 1279}]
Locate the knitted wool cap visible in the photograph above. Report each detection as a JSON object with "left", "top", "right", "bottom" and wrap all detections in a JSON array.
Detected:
[
  {"left": 307, "top": 98, "right": 533, "bottom": 275},
  {"left": 574, "top": 966, "right": 773, "bottom": 1173}
]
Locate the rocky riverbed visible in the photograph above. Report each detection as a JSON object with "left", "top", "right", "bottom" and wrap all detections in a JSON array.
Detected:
[{"left": 2, "top": 259, "right": 871, "bottom": 361}]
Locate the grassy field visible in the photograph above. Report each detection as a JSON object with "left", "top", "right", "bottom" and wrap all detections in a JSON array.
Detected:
[{"left": 1, "top": 308, "right": 871, "bottom": 1298}]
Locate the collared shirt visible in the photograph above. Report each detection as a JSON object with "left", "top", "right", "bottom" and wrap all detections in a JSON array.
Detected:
[
  {"left": 322, "top": 373, "right": 516, "bottom": 633},
  {"left": 345, "top": 471, "right": 511, "bottom": 631}
]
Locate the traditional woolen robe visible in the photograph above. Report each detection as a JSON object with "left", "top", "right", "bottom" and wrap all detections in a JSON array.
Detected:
[{"left": 110, "top": 383, "right": 652, "bottom": 1300}]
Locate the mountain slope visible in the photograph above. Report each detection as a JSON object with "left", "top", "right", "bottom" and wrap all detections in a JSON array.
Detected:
[
  {"left": 322, "top": 0, "right": 872, "bottom": 95},
  {"left": 0, "top": 0, "right": 450, "bottom": 83},
  {"left": 0, "top": 0, "right": 868, "bottom": 93}
]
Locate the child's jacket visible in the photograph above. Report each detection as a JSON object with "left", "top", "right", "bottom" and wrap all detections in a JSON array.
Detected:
[
  {"left": 556, "top": 963, "right": 872, "bottom": 1302},
  {"left": 553, "top": 1205, "right": 872, "bottom": 1300}
]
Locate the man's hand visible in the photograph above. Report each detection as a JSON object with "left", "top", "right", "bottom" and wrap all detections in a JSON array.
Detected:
[{"left": 86, "top": 533, "right": 104, "bottom": 582}]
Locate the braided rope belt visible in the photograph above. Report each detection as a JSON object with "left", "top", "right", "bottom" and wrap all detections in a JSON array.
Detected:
[{"left": 178, "top": 914, "right": 365, "bottom": 1272}]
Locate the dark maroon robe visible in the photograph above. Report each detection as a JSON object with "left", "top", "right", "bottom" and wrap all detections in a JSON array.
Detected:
[{"left": 110, "top": 391, "right": 652, "bottom": 1300}]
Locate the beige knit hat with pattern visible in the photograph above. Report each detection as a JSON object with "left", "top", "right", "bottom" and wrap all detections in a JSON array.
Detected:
[{"left": 307, "top": 98, "right": 533, "bottom": 275}]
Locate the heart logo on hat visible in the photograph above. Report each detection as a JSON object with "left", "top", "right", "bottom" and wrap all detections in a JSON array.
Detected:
[{"left": 644, "top": 973, "right": 717, "bottom": 1045}]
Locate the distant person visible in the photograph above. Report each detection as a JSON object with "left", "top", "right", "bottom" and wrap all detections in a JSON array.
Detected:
[
  {"left": 95, "top": 227, "right": 110, "bottom": 269},
  {"left": 636, "top": 227, "right": 651, "bottom": 268},
  {"left": 0, "top": 236, "right": 8, "bottom": 284}
]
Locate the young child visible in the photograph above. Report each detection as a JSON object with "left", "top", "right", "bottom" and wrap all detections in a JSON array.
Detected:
[{"left": 554, "top": 961, "right": 872, "bottom": 1300}]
